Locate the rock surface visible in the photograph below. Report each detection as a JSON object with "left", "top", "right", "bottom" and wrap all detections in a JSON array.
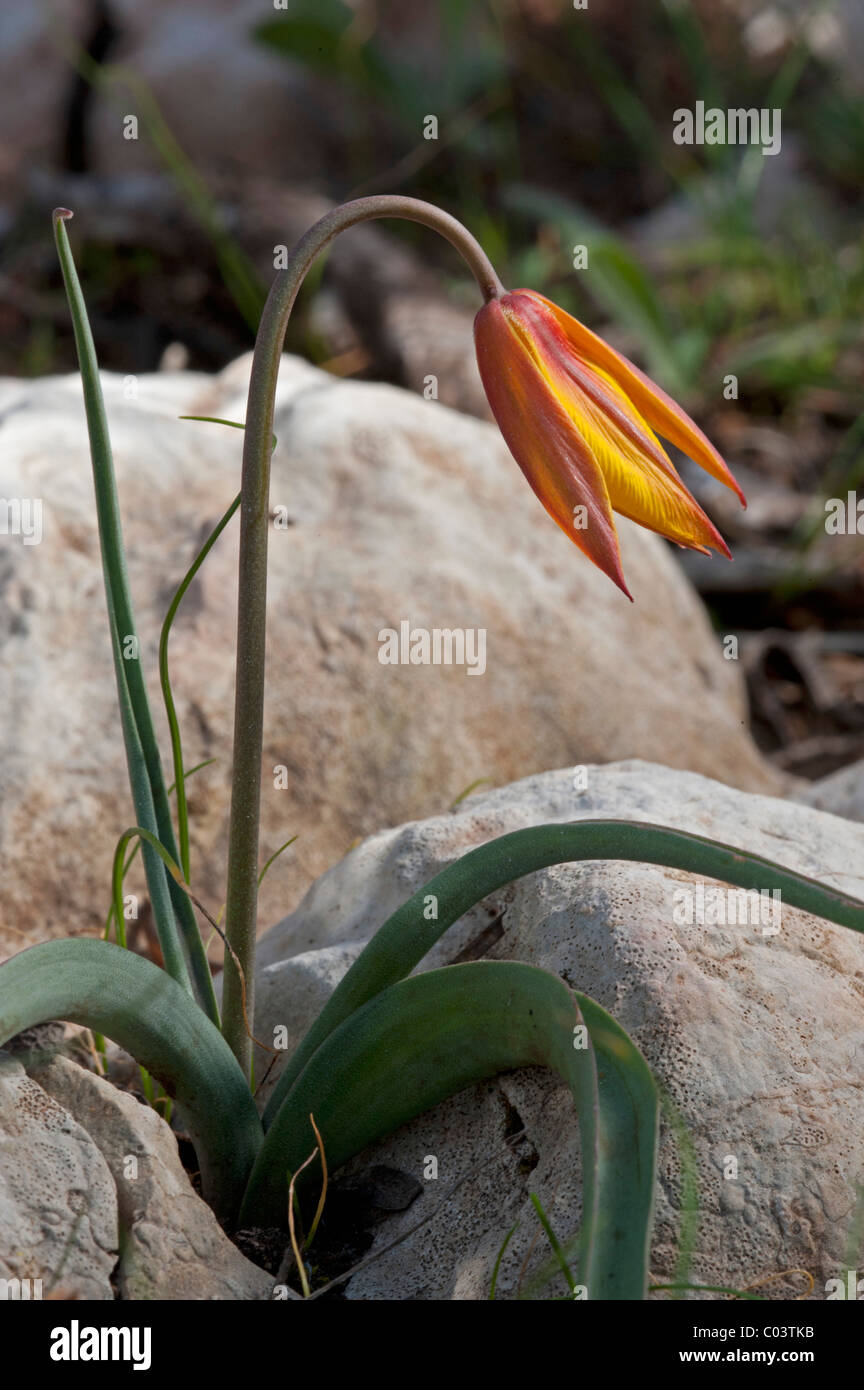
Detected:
[
  {"left": 0, "top": 1051, "right": 116, "bottom": 1299},
  {"left": 28, "top": 1054, "right": 273, "bottom": 1300},
  {"left": 253, "top": 760, "right": 864, "bottom": 1300},
  {"left": 0, "top": 356, "right": 776, "bottom": 952},
  {"left": 793, "top": 759, "right": 864, "bottom": 825}
]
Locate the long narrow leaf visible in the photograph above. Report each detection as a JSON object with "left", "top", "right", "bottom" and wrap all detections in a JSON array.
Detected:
[
  {"left": 0, "top": 939, "right": 261, "bottom": 1220},
  {"left": 53, "top": 211, "right": 218, "bottom": 1024},
  {"left": 53, "top": 210, "right": 190, "bottom": 995},
  {"left": 159, "top": 491, "right": 240, "bottom": 881},
  {"left": 104, "top": 758, "right": 216, "bottom": 939},
  {"left": 528, "top": 1193, "right": 576, "bottom": 1294},
  {"left": 241, "top": 960, "right": 658, "bottom": 1300},
  {"left": 263, "top": 818, "right": 864, "bottom": 1128},
  {"left": 517, "top": 991, "right": 657, "bottom": 1301}
]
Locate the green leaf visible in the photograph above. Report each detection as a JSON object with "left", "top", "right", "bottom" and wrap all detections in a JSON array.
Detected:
[
  {"left": 241, "top": 960, "right": 657, "bottom": 1299},
  {"left": 263, "top": 819, "right": 864, "bottom": 1128},
  {"left": 104, "top": 758, "right": 216, "bottom": 940},
  {"left": 109, "top": 825, "right": 203, "bottom": 946},
  {"left": 516, "top": 991, "right": 657, "bottom": 1301},
  {"left": 527, "top": 1192, "right": 576, "bottom": 1294},
  {"left": 159, "top": 491, "right": 240, "bottom": 882},
  {"left": 52, "top": 212, "right": 218, "bottom": 1026},
  {"left": 178, "top": 416, "right": 278, "bottom": 453},
  {"left": 179, "top": 416, "right": 247, "bottom": 429},
  {"left": 258, "top": 836, "right": 298, "bottom": 888},
  {"left": 0, "top": 939, "right": 261, "bottom": 1220}
]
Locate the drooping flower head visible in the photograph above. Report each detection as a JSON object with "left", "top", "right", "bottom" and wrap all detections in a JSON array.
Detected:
[{"left": 474, "top": 289, "right": 745, "bottom": 600}]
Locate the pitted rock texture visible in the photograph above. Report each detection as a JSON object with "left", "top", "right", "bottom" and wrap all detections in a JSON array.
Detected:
[
  {"left": 28, "top": 1055, "right": 273, "bottom": 1301},
  {"left": 0, "top": 1051, "right": 116, "bottom": 1299}
]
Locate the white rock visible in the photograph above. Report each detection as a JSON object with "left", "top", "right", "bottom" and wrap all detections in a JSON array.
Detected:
[
  {"left": 250, "top": 942, "right": 364, "bottom": 1115},
  {"left": 793, "top": 760, "right": 864, "bottom": 824},
  {"left": 0, "top": 356, "right": 775, "bottom": 953},
  {"left": 0, "top": 1051, "right": 116, "bottom": 1300},
  {"left": 253, "top": 760, "right": 864, "bottom": 1300},
  {"left": 27, "top": 1054, "right": 273, "bottom": 1301}
]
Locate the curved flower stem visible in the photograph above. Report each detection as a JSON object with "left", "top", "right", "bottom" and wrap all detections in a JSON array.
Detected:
[{"left": 222, "top": 197, "right": 505, "bottom": 1074}]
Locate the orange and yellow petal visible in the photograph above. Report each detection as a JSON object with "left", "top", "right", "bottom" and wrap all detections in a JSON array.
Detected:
[
  {"left": 505, "top": 292, "right": 731, "bottom": 556},
  {"left": 475, "top": 297, "right": 633, "bottom": 598},
  {"left": 521, "top": 289, "right": 746, "bottom": 507},
  {"left": 475, "top": 290, "right": 735, "bottom": 595}
]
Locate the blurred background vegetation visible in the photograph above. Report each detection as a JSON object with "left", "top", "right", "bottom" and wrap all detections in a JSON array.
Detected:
[{"left": 1, "top": 0, "right": 863, "bottom": 777}]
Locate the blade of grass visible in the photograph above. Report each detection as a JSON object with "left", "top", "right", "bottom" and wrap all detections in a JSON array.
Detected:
[
  {"left": 110, "top": 826, "right": 276, "bottom": 1065},
  {"left": 178, "top": 416, "right": 278, "bottom": 454},
  {"left": 111, "top": 825, "right": 201, "bottom": 943},
  {"left": 258, "top": 836, "right": 298, "bottom": 888},
  {"left": 528, "top": 1193, "right": 576, "bottom": 1295},
  {"left": 105, "top": 758, "right": 215, "bottom": 940},
  {"left": 450, "top": 777, "right": 493, "bottom": 810},
  {"left": 159, "top": 490, "right": 240, "bottom": 881}
]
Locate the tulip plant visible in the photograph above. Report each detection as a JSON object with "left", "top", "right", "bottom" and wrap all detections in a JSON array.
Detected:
[{"left": 2, "top": 196, "right": 864, "bottom": 1301}]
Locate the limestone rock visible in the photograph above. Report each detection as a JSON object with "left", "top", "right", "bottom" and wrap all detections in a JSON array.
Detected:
[
  {"left": 28, "top": 1054, "right": 273, "bottom": 1301},
  {"left": 793, "top": 760, "right": 864, "bottom": 825},
  {"left": 250, "top": 942, "right": 364, "bottom": 1115},
  {"left": 0, "top": 1051, "right": 116, "bottom": 1299}
]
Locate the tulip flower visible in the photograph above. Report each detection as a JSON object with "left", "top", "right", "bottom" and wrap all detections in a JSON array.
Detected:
[{"left": 474, "top": 288, "right": 745, "bottom": 600}]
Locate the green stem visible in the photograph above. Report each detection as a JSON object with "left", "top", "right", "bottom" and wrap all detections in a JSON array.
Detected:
[{"left": 222, "top": 196, "right": 504, "bottom": 1074}]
